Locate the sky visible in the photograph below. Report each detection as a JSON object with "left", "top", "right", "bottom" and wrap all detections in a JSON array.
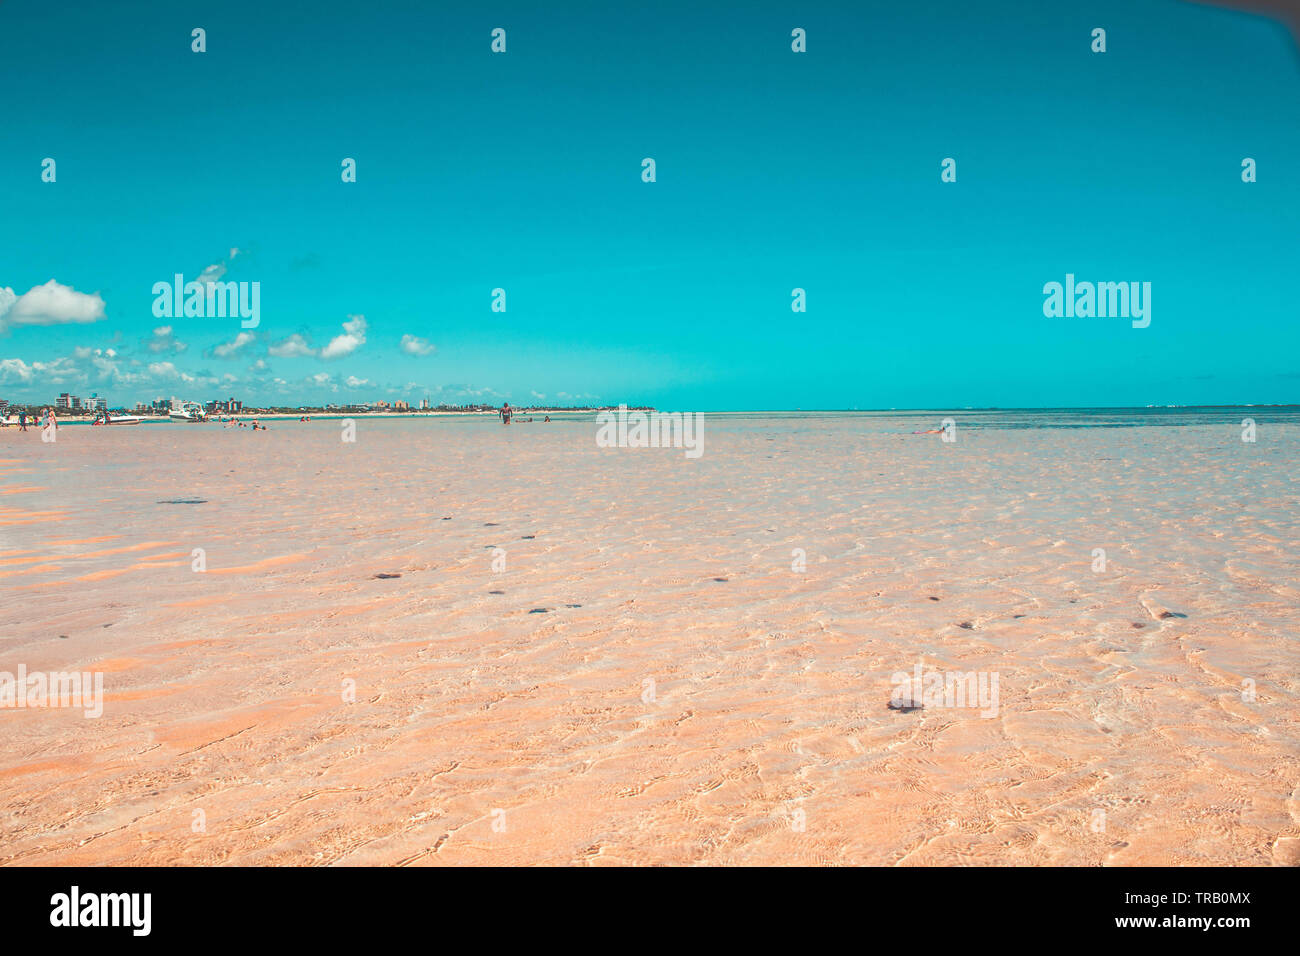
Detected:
[{"left": 1, "top": 0, "right": 1298, "bottom": 410}]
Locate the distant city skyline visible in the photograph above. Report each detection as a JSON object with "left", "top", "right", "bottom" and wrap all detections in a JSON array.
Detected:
[{"left": 2, "top": 0, "right": 1299, "bottom": 410}]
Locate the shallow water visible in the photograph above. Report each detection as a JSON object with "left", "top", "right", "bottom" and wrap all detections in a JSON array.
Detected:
[{"left": 1, "top": 411, "right": 1297, "bottom": 865}]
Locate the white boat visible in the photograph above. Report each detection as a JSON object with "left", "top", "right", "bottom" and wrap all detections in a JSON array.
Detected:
[
  {"left": 93, "top": 412, "right": 142, "bottom": 426},
  {"left": 168, "top": 401, "right": 208, "bottom": 422}
]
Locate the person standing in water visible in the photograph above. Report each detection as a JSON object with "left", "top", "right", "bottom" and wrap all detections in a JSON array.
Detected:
[{"left": 500, "top": 402, "right": 512, "bottom": 425}]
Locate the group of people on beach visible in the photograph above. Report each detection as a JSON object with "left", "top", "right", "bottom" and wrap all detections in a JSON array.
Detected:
[{"left": 1, "top": 408, "right": 57, "bottom": 433}]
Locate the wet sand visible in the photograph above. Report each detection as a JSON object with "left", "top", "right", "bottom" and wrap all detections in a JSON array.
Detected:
[{"left": 1, "top": 413, "right": 1297, "bottom": 865}]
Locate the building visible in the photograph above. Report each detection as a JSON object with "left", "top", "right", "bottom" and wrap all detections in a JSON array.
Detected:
[
  {"left": 57, "top": 393, "right": 76, "bottom": 409},
  {"left": 394, "top": 400, "right": 409, "bottom": 412},
  {"left": 84, "top": 394, "right": 107, "bottom": 413},
  {"left": 420, "top": 398, "right": 430, "bottom": 410},
  {"left": 204, "top": 398, "right": 243, "bottom": 415}
]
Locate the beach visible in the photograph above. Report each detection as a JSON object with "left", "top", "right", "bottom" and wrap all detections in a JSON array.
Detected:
[{"left": 1, "top": 410, "right": 1297, "bottom": 866}]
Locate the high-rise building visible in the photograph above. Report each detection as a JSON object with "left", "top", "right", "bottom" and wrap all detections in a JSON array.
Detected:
[{"left": 57, "top": 393, "right": 73, "bottom": 409}]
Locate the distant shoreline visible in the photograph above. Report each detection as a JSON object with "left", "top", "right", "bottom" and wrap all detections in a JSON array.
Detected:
[
  {"left": 0, "top": 408, "right": 623, "bottom": 424},
  {"left": 3, "top": 403, "right": 1297, "bottom": 425}
]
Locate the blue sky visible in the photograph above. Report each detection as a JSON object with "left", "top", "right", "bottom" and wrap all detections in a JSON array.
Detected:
[{"left": 1, "top": 0, "right": 1297, "bottom": 410}]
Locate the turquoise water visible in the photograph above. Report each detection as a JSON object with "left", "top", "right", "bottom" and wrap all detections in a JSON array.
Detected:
[{"left": 28, "top": 405, "right": 1300, "bottom": 430}]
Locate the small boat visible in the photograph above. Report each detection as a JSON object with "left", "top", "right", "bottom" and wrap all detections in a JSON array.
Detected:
[{"left": 93, "top": 412, "right": 142, "bottom": 426}]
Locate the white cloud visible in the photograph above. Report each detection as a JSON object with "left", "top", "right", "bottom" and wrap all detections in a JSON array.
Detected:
[
  {"left": 210, "top": 331, "right": 256, "bottom": 358},
  {"left": 345, "top": 375, "right": 370, "bottom": 387},
  {"left": 0, "top": 351, "right": 122, "bottom": 389},
  {"left": 268, "top": 333, "right": 316, "bottom": 358},
  {"left": 0, "top": 355, "right": 82, "bottom": 387},
  {"left": 267, "top": 314, "right": 366, "bottom": 361},
  {"left": 147, "top": 361, "right": 185, "bottom": 378},
  {"left": 321, "top": 314, "right": 367, "bottom": 360},
  {"left": 0, "top": 357, "right": 35, "bottom": 384},
  {"left": 400, "top": 334, "right": 435, "bottom": 356},
  {"left": 146, "top": 325, "right": 187, "bottom": 354},
  {"left": 194, "top": 248, "right": 240, "bottom": 287},
  {"left": 0, "top": 280, "right": 106, "bottom": 331}
]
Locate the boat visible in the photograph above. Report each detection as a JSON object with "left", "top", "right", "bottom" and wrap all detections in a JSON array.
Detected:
[
  {"left": 92, "top": 411, "right": 142, "bottom": 426},
  {"left": 168, "top": 401, "right": 208, "bottom": 422}
]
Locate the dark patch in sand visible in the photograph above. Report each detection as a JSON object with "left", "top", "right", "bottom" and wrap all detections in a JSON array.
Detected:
[
  {"left": 888, "top": 699, "right": 923, "bottom": 713},
  {"left": 374, "top": 573, "right": 402, "bottom": 579},
  {"left": 157, "top": 498, "right": 208, "bottom": 505},
  {"left": 713, "top": 577, "right": 728, "bottom": 582},
  {"left": 928, "top": 596, "right": 940, "bottom": 601},
  {"left": 529, "top": 608, "right": 549, "bottom": 614},
  {"left": 565, "top": 603, "right": 582, "bottom": 608},
  {"left": 1131, "top": 622, "right": 1146, "bottom": 629},
  {"left": 520, "top": 535, "right": 535, "bottom": 539},
  {"left": 488, "top": 590, "right": 505, "bottom": 595},
  {"left": 957, "top": 621, "right": 974, "bottom": 629}
]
